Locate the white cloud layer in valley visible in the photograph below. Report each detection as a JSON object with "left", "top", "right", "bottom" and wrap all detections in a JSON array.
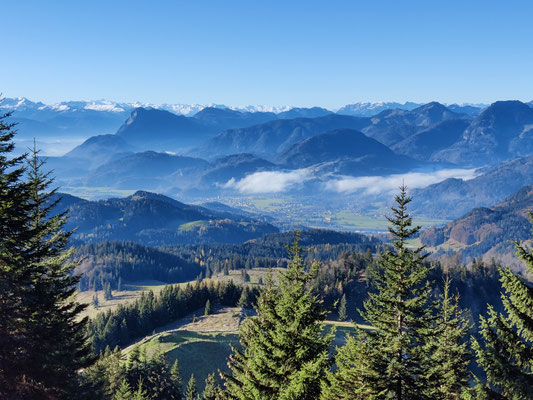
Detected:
[
  {"left": 325, "top": 169, "right": 478, "bottom": 194},
  {"left": 223, "top": 169, "right": 312, "bottom": 194},
  {"left": 223, "top": 168, "right": 478, "bottom": 195}
]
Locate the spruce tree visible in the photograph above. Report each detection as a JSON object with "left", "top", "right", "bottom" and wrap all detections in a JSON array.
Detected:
[
  {"left": 320, "top": 331, "right": 379, "bottom": 400},
  {"left": 222, "top": 234, "right": 333, "bottom": 400},
  {"left": 0, "top": 113, "right": 91, "bottom": 397},
  {"left": 22, "top": 146, "right": 92, "bottom": 397},
  {"left": 113, "top": 379, "right": 135, "bottom": 400},
  {"left": 105, "top": 281, "right": 113, "bottom": 300},
  {"left": 322, "top": 186, "right": 435, "bottom": 400},
  {"left": 237, "top": 286, "right": 251, "bottom": 309},
  {"left": 202, "top": 373, "right": 219, "bottom": 400},
  {"left": 133, "top": 378, "right": 148, "bottom": 400},
  {"left": 185, "top": 374, "right": 199, "bottom": 400},
  {"left": 426, "top": 276, "right": 471, "bottom": 400},
  {"left": 104, "top": 346, "right": 127, "bottom": 398},
  {"left": 471, "top": 212, "right": 533, "bottom": 399},
  {"left": 0, "top": 110, "right": 34, "bottom": 396},
  {"left": 338, "top": 294, "right": 347, "bottom": 321},
  {"left": 170, "top": 359, "right": 183, "bottom": 400},
  {"left": 127, "top": 346, "right": 145, "bottom": 389},
  {"left": 144, "top": 352, "right": 176, "bottom": 399},
  {"left": 79, "top": 353, "right": 109, "bottom": 400},
  {"left": 205, "top": 299, "right": 212, "bottom": 316}
]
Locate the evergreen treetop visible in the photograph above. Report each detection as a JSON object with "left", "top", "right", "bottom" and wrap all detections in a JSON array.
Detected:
[
  {"left": 426, "top": 276, "right": 471, "bottom": 400},
  {"left": 186, "top": 374, "right": 199, "bottom": 400},
  {"left": 323, "top": 185, "right": 436, "bottom": 400},
  {"left": 0, "top": 113, "right": 91, "bottom": 398},
  {"left": 205, "top": 299, "right": 212, "bottom": 316},
  {"left": 170, "top": 359, "right": 183, "bottom": 400},
  {"left": 222, "top": 233, "right": 333, "bottom": 400},
  {"left": 202, "top": 373, "right": 220, "bottom": 400},
  {"left": 472, "top": 212, "right": 533, "bottom": 399},
  {"left": 113, "top": 379, "right": 135, "bottom": 400},
  {"left": 338, "top": 293, "right": 347, "bottom": 321},
  {"left": 0, "top": 109, "right": 33, "bottom": 397},
  {"left": 361, "top": 185, "right": 434, "bottom": 399}
]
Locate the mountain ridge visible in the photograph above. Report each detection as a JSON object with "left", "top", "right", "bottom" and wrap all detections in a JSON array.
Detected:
[
  {"left": 277, "top": 129, "right": 420, "bottom": 174},
  {"left": 53, "top": 190, "right": 279, "bottom": 246},
  {"left": 420, "top": 184, "right": 533, "bottom": 272},
  {"left": 412, "top": 154, "right": 533, "bottom": 218}
]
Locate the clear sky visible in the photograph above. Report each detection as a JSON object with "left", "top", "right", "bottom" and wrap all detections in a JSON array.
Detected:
[{"left": 2, "top": 0, "right": 532, "bottom": 108}]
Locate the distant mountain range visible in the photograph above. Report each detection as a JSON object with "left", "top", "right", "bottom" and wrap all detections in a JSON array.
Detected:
[
  {"left": 2, "top": 97, "right": 487, "bottom": 119},
  {"left": 4, "top": 97, "right": 533, "bottom": 221},
  {"left": 29, "top": 99, "right": 531, "bottom": 203},
  {"left": 115, "top": 106, "right": 281, "bottom": 151},
  {"left": 360, "top": 102, "right": 466, "bottom": 147},
  {"left": 420, "top": 184, "right": 533, "bottom": 272},
  {"left": 53, "top": 190, "right": 278, "bottom": 246},
  {"left": 336, "top": 102, "right": 422, "bottom": 116},
  {"left": 0, "top": 97, "right": 493, "bottom": 145},
  {"left": 192, "top": 100, "right": 532, "bottom": 165}
]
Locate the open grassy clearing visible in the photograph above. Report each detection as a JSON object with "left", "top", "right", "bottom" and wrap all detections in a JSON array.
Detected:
[
  {"left": 123, "top": 306, "right": 364, "bottom": 392},
  {"left": 163, "top": 306, "right": 242, "bottom": 334},
  {"left": 121, "top": 306, "right": 242, "bottom": 391},
  {"left": 404, "top": 237, "right": 422, "bottom": 249},
  {"left": 78, "top": 271, "right": 371, "bottom": 390},
  {"left": 135, "top": 325, "right": 363, "bottom": 391},
  {"left": 332, "top": 211, "right": 390, "bottom": 230},
  {"left": 432, "top": 238, "right": 469, "bottom": 251},
  {"left": 151, "top": 331, "right": 239, "bottom": 392},
  {"left": 406, "top": 237, "right": 469, "bottom": 255},
  {"left": 77, "top": 280, "right": 169, "bottom": 319},
  {"left": 178, "top": 220, "right": 208, "bottom": 231},
  {"left": 209, "top": 267, "right": 283, "bottom": 286},
  {"left": 413, "top": 216, "right": 450, "bottom": 228}
]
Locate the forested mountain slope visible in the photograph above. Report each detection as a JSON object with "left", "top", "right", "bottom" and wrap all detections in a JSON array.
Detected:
[
  {"left": 54, "top": 190, "right": 278, "bottom": 245},
  {"left": 420, "top": 184, "right": 533, "bottom": 271}
]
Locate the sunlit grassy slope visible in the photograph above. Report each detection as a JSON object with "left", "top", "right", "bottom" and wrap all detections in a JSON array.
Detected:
[{"left": 127, "top": 308, "right": 363, "bottom": 392}]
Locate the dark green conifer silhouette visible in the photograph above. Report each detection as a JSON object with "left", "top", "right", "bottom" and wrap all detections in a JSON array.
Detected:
[
  {"left": 322, "top": 186, "right": 435, "bottom": 399},
  {"left": 0, "top": 114, "right": 91, "bottom": 398},
  {"left": 471, "top": 212, "right": 533, "bottom": 399},
  {"left": 185, "top": 374, "right": 199, "bottom": 400},
  {"left": 338, "top": 294, "right": 347, "bottom": 321},
  {"left": 222, "top": 233, "right": 333, "bottom": 399}
]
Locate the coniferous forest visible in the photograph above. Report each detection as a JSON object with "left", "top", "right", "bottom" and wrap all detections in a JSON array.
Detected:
[{"left": 1, "top": 106, "right": 533, "bottom": 400}]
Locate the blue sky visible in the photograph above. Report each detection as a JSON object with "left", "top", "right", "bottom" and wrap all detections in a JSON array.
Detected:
[{"left": 2, "top": 1, "right": 532, "bottom": 108}]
